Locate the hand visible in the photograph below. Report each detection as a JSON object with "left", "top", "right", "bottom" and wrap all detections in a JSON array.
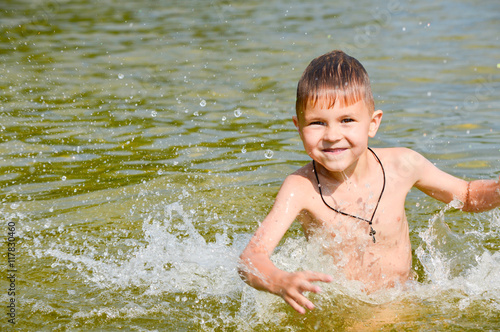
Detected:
[{"left": 276, "top": 270, "right": 333, "bottom": 314}]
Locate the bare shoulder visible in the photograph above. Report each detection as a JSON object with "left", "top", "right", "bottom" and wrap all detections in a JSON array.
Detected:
[
  {"left": 282, "top": 162, "right": 315, "bottom": 188},
  {"left": 371, "top": 147, "right": 430, "bottom": 184},
  {"left": 372, "top": 147, "right": 427, "bottom": 168},
  {"left": 372, "top": 147, "right": 423, "bottom": 160},
  {"left": 259, "top": 162, "right": 318, "bottom": 228},
  {"left": 278, "top": 162, "right": 317, "bottom": 199}
]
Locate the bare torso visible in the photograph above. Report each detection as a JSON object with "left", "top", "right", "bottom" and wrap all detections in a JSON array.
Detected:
[
  {"left": 239, "top": 145, "right": 480, "bottom": 314},
  {"left": 293, "top": 148, "right": 417, "bottom": 290}
]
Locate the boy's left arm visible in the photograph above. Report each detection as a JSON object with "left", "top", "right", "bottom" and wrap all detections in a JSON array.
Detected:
[{"left": 408, "top": 149, "right": 500, "bottom": 212}]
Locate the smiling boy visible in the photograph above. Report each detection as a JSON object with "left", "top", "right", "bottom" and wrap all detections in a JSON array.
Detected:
[{"left": 238, "top": 50, "right": 500, "bottom": 314}]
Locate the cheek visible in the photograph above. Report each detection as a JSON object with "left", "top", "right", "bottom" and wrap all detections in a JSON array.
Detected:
[
  {"left": 346, "top": 125, "right": 370, "bottom": 140},
  {"left": 301, "top": 128, "right": 318, "bottom": 141},
  {"left": 300, "top": 131, "right": 320, "bottom": 149}
]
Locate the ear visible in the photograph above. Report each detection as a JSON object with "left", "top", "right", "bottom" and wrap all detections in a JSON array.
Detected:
[
  {"left": 292, "top": 116, "right": 303, "bottom": 140},
  {"left": 368, "top": 110, "right": 383, "bottom": 138}
]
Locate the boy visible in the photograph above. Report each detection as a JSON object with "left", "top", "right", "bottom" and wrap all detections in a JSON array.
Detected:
[{"left": 238, "top": 50, "right": 500, "bottom": 314}]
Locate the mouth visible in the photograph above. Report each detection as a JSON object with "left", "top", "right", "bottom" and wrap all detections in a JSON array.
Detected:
[{"left": 323, "top": 147, "right": 347, "bottom": 154}]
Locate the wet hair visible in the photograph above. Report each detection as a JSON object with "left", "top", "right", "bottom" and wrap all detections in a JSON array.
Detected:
[{"left": 295, "top": 50, "right": 374, "bottom": 117}]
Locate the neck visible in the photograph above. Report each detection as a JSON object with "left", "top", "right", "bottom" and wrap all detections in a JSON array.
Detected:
[{"left": 315, "top": 149, "right": 371, "bottom": 185}]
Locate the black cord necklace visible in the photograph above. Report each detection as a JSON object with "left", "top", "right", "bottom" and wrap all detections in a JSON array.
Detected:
[{"left": 312, "top": 147, "right": 386, "bottom": 243}]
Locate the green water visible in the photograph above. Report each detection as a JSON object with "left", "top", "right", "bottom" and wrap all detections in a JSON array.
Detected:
[{"left": 1, "top": 0, "right": 499, "bottom": 330}]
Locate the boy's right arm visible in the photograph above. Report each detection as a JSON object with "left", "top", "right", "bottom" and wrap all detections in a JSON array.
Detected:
[{"left": 238, "top": 174, "right": 333, "bottom": 314}]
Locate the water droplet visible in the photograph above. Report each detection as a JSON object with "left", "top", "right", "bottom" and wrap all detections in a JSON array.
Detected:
[
  {"left": 241, "top": 147, "right": 247, "bottom": 153},
  {"left": 10, "top": 203, "right": 19, "bottom": 210},
  {"left": 118, "top": 73, "right": 124, "bottom": 79},
  {"left": 151, "top": 110, "right": 157, "bottom": 117},
  {"left": 222, "top": 116, "right": 226, "bottom": 121},
  {"left": 427, "top": 92, "right": 432, "bottom": 97},
  {"left": 200, "top": 100, "right": 206, "bottom": 107},
  {"left": 234, "top": 108, "right": 242, "bottom": 117},
  {"left": 264, "top": 149, "right": 274, "bottom": 159},
  {"left": 62, "top": 176, "right": 67, "bottom": 181}
]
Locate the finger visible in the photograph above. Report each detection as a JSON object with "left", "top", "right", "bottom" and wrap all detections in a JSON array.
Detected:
[
  {"left": 284, "top": 291, "right": 316, "bottom": 313},
  {"left": 301, "top": 271, "right": 333, "bottom": 284},
  {"left": 294, "top": 272, "right": 333, "bottom": 295},
  {"left": 298, "top": 280, "right": 323, "bottom": 294},
  {"left": 284, "top": 296, "right": 307, "bottom": 314},
  {"left": 292, "top": 291, "right": 316, "bottom": 311}
]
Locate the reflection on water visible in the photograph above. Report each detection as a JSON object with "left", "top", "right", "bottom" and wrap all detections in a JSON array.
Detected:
[{"left": 0, "top": 0, "right": 499, "bottom": 330}]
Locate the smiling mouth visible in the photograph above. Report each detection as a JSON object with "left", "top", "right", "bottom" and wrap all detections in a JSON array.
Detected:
[{"left": 323, "top": 148, "right": 347, "bottom": 154}]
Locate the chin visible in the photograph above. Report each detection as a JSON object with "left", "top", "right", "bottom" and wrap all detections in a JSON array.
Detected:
[{"left": 317, "top": 160, "right": 351, "bottom": 173}]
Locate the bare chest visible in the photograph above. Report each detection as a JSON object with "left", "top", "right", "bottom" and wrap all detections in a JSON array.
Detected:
[{"left": 298, "top": 185, "right": 409, "bottom": 246}]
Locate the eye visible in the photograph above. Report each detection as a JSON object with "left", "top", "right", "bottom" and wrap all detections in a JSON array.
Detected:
[
  {"left": 309, "top": 121, "right": 326, "bottom": 126},
  {"left": 341, "top": 118, "right": 355, "bottom": 123},
  {"left": 309, "top": 120, "right": 326, "bottom": 126}
]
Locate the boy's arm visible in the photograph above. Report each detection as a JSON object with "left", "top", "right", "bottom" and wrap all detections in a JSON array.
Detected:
[
  {"left": 408, "top": 149, "right": 500, "bottom": 212},
  {"left": 238, "top": 174, "right": 332, "bottom": 314},
  {"left": 463, "top": 177, "right": 500, "bottom": 212}
]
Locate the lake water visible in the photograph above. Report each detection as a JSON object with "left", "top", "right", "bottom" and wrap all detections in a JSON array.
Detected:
[{"left": 1, "top": 0, "right": 499, "bottom": 330}]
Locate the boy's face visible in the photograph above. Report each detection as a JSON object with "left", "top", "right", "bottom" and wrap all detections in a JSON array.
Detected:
[{"left": 293, "top": 99, "right": 383, "bottom": 174}]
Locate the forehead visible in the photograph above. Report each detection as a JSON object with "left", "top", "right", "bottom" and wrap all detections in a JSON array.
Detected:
[{"left": 300, "top": 98, "right": 371, "bottom": 118}]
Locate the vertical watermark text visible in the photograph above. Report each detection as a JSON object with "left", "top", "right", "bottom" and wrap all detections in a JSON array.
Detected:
[{"left": 6, "top": 221, "right": 17, "bottom": 325}]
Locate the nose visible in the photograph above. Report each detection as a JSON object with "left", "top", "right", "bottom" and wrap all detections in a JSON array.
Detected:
[{"left": 323, "top": 124, "right": 342, "bottom": 142}]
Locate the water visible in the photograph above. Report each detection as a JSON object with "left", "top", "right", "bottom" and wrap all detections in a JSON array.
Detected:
[{"left": 0, "top": 0, "right": 499, "bottom": 330}]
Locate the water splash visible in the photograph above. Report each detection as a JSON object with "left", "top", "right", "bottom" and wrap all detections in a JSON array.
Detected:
[
  {"left": 416, "top": 200, "right": 500, "bottom": 300},
  {"left": 37, "top": 202, "right": 243, "bottom": 298},
  {"left": 7, "top": 196, "right": 500, "bottom": 331}
]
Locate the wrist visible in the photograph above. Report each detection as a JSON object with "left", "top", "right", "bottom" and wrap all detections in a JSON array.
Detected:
[{"left": 268, "top": 269, "right": 289, "bottom": 295}]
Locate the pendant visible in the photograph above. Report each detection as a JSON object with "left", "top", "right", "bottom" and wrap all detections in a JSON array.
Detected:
[{"left": 369, "top": 227, "right": 376, "bottom": 243}]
